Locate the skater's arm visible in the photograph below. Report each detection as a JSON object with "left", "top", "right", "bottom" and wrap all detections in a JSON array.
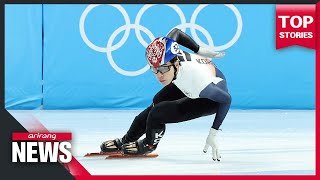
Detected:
[
  {"left": 167, "top": 28, "right": 225, "bottom": 58},
  {"left": 166, "top": 28, "right": 200, "bottom": 53},
  {"left": 201, "top": 81, "right": 231, "bottom": 161}
]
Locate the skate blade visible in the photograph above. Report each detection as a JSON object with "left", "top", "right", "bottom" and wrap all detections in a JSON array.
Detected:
[
  {"left": 106, "top": 153, "right": 158, "bottom": 159},
  {"left": 84, "top": 151, "right": 122, "bottom": 157}
]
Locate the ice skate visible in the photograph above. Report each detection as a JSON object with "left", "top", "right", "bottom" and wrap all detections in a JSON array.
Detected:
[
  {"left": 122, "top": 139, "right": 156, "bottom": 155},
  {"left": 100, "top": 138, "right": 123, "bottom": 153}
]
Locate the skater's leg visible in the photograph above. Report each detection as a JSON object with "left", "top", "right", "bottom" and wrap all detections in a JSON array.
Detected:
[
  {"left": 102, "top": 83, "right": 185, "bottom": 152},
  {"left": 122, "top": 98, "right": 218, "bottom": 154},
  {"left": 123, "top": 83, "right": 185, "bottom": 141},
  {"left": 145, "top": 97, "right": 218, "bottom": 146}
]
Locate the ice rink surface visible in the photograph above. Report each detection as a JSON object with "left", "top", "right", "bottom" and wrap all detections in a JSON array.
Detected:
[{"left": 9, "top": 109, "right": 315, "bottom": 175}]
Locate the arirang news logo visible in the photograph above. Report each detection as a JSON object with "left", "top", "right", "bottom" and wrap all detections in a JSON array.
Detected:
[{"left": 12, "top": 132, "right": 72, "bottom": 163}]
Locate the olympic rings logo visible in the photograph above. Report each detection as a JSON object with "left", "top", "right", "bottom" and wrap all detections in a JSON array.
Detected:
[{"left": 79, "top": 4, "right": 243, "bottom": 76}]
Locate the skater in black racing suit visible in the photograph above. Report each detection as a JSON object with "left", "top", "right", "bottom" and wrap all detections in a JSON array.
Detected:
[{"left": 100, "top": 28, "right": 231, "bottom": 161}]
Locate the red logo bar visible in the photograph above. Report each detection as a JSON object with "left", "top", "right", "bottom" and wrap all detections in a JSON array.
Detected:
[
  {"left": 276, "top": 4, "right": 316, "bottom": 49},
  {"left": 12, "top": 132, "right": 72, "bottom": 141}
]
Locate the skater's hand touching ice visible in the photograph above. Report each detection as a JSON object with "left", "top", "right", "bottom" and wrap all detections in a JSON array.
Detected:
[{"left": 203, "top": 128, "right": 221, "bottom": 161}]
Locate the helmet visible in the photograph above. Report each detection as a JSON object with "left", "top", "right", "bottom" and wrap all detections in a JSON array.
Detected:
[{"left": 146, "top": 37, "right": 180, "bottom": 67}]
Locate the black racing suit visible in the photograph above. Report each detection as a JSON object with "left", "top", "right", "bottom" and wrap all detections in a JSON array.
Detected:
[{"left": 122, "top": 28, "right": 231, "bottom": 146}]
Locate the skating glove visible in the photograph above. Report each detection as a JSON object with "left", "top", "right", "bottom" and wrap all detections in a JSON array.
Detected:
[
  {"left": 203, "top": 128, "right": 221, "bottom": 161},
  {"left": 197, "top": 46, "right": 225, "bottom": 58}
]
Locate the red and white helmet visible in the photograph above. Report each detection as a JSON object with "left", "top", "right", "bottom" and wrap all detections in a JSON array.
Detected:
[{"left": 146, "top": 37, "right": 180, "bottom": 67}]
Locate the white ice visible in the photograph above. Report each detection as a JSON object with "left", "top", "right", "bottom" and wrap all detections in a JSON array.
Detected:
[{"left": 9, "top": 110, "right": 315, "bottom": 175}]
